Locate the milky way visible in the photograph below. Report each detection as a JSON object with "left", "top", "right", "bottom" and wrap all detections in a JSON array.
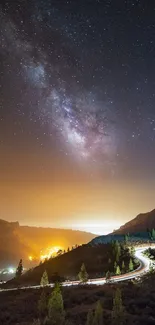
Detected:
[
  {"left": 1, "top": 0, "right": 155, "bottom": 179},
  {"left": 0, "top": 5, "right": 118, "bottom": 169}
]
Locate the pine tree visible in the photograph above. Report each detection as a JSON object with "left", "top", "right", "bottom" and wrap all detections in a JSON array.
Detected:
[
  {"left": 152, "top": 228, "right": 155, "bottom": 240},
  {"left": 112, "top": 289, "right": 125, "bottom": 325},
  {"left": 38, "top": 289, "right": 47, "bottom": 318},
  {"left": 114, "top": 261, "right": 117, "bottom": 273},
  {"left": 47, "top": 282, "right": 65, "bottom": 325},
  {"left": 116, "top": 251, "right": 120, "bottom": 263},
  {"left": 108, "top": 258, "right": 111, "bottom": 264},
  {"left": 121, "top": 261, "right": 125, "bottom": 272},
  {"left": 129, "top": 258, "right": 134, "bottom": 272},
  {"left": 40, "top": 270, "right": 49, "bottom": 286},
  {"left": 16, "top": 259, "right": 23, "bottom": 277},
  {"left": 116, "top": 265, "right": 121, "bottom": 275},
  {"left": 147, "top": 228, "right": 151, "bottom": 239},
  {"left": 93, "top": 300, "right": 103, "bottom": 325},
  {"left": 106, "top": 271, "right": 111, "bottom": 282},
  {"left": 86, "top": 309, "right": 94, "bottom": 325},
  {"left": 113, "top": 241, "right": 121, "bottom": 262},
  {"left": 78, "top": 263, "right": 88, "bottom": 283},
  {"left": 130, "top": 246, "right": 135, "bottom": 257},
  {"left": 57, "top": 249, "right": 62, "bottom": 256},
  {"left": 124, "top": 234, "right": 128, "bottom": 244}
]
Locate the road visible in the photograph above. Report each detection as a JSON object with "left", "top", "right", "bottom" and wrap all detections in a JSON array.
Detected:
[{"left": 0, "top": 245, "right": 153, "bottom": 292}]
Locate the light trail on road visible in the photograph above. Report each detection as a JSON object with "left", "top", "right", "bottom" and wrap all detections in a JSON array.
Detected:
[{"left": 0, "top": 245, "right": 154, "bottom": 293}]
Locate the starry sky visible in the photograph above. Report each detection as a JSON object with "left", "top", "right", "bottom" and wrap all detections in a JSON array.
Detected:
[{"left": 0, "top": 0, "right": 155, "bottom": 234}]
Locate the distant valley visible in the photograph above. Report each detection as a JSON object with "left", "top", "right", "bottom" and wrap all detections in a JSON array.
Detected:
[
  {"left": 0, "top": 219, "right": 95, "bottom": 270},
  {"left": 1, "top": 208, "right": 155, "bottom": 272}
]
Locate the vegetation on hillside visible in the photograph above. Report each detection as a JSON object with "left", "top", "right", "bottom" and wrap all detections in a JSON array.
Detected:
[
  {"left": 1, "top": 270, "right": 155, "bottom": 324},
  {"left": 40, "top": 270, "right": 49, "bottom": 287},
  {"left": 0, "top": 219, "right": 95, "bottom": 269},
  {"left": 143, "top": 247, "right": 155, "bottom": 261},
  {"left": 16, "top": 259, "right": 23, "bottom": 278},
  {"left": 5, "top": 241, "right": 138, "bottom": 287}
]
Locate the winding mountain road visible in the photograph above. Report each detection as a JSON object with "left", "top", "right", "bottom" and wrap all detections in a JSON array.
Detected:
[{"left": 0, "top": 245, "right": 153, "bottom": 292}]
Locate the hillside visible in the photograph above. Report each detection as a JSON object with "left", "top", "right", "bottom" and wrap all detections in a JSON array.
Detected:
[
  {"left": 4, "top": 242, "right": 135, "bottom": 287},
  {"left": 114, "top": 209, "right": 155, "bottom": 235},
  {"left": 0, "top": 219, "right": 95, "bottom": 269},
  {"left": 1, "top": 271, "right": 155, "bottom": 325},
  {"left": 90, "top": 209, "right": 155, "bottom": 246},
  {"left": 90, "top": 232, "right": 151, "bottom": 245},
  {"left": 18, "top": 225, "right": 95, "bottom": 254}
]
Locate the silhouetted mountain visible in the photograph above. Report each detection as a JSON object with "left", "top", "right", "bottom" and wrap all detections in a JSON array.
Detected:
[
  {"left": 90, "top": 209, "right": 155, "bottom": 246},
  {"left": 0, "top": 219, "right": 95, "bottom": 268},
  {"left": 0, "top": 220, "right": 30, "bottom": 268},
  {"left": 114, "top": 209, "right": 155, "bottom": 234}
]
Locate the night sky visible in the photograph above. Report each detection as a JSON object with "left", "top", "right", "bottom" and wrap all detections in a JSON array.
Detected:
[{"left": 0, "top": 0, "right": 155, "bottom": 234}]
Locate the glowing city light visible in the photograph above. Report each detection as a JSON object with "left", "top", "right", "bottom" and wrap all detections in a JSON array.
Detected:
[
  {"left": 40, "top": 246, "right": 63, "bottom": 261},
  {"left": 8, "top": 268, "right": 15, "bottom": 274}
]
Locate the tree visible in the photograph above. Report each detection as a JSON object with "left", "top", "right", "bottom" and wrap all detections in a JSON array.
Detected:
[
  {"left": 114, "top": 261, "right": 117, "bottom": 273},
  {"left": 16, "top": 259, "right": 23, "bottom": 277},
  {"left": 112, "top": 241, "right": 121, "bottom": 263},
  {"left": 147, "top": 228, "right": 151, "bottom": 239},
  {"left": 124, "top": 234, "right": 129, "bottom": 244},
  {"left": 40, "top": 270, "right": 49, "bottom": 286},
  {"left": 47, "top": 283, "right": 65, "bottom": 325},
  {"left": 57, "top": 249, "right": 62, "bottom": 256},
  {"left": 67, "top": 247, "right": 70, "bottom": 252},
  {"left": 115, "top": 265, "right": 121, "bottom": 275},
  {"left": 121, "top": 261, "right": 125, "bottom": 272},
  {"left": 130, "top": 246, "right": 135, "bottom": 257},
  {"left": 38, "top": 289, "right": 47, "bottom": 318},
  {"left": 116, "top": 241, "right": 121, "bottom": 257},
  {"left": 106, "top": 271, "right": 111, "bottom": 282},
  {"left": 112, "top": 289, "right": 125, "bottom": 325},
  {"left": 108, "top": 258, "right": 111, "bottom": 264},
  {"left": 151, "top": 228, "right": 155, "bottom": 240},
  {"left": 78, "top": 263, "right": 88, "bottom": 283},
  {"left": 116, "top": 251, "right": 120, "bottom": 263},
  {"left": 93, "top": 300, "right": 103, "bottom": 325},
  {"left": 129, "top": 258, "right": 134, "bottom": 272},
  {"left": 86, "top": 309, "right": 94, "bottom": 325}
]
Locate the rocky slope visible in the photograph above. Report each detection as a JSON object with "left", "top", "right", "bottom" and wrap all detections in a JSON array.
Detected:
[{"left": 114, "top": 209, "right": 155, "bottom": 234}]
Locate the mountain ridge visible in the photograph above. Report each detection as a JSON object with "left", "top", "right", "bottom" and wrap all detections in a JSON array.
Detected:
[
  {"left": 113, "top": 208, "right": 155, "bottom": 234},
  {"left": 0, "top": 219, "right": 95, "bottom": 268},
  {"left": 89, "top": 208, "right": 155, "bottom": 246}
]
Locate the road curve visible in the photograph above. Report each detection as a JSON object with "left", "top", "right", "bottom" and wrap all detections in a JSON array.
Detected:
[{"left": 0, "top": 245, "right": 154, "bottom": 292}]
